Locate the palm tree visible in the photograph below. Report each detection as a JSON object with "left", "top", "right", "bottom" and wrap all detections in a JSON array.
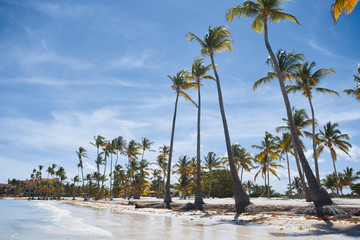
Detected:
[
  {"left": 278, "top": 132, "right": 293, "bottom": 197},
  {"left": 253, "top": 49, "right": 304, "bottom": 91},
  {"left": 124, "top": 140, "right": 142, "bottom": 198},
  {"left": 112, "top": 136, "right": 126, "bottom": 199},
  {"left": 276, "top": 108, "right": 312, "bottom": 201},
  {"left": 317, "top": 121, "right": 352, "bottom": 196},
  {"left": 322, "top": 173, "right": 338, "bottom": 195},
  {"left": 189, "top": 57, "right": 214, "bottom": 207},
  {"left": 287, "top": 61, "right": 338, "bottom": 181},
  {"left": 186, "top": 25, "right": 250, "bottom": 212},
  {"left": 226, "top": 0, "right": 333, "bottom": 207},
  {"left": 344, "top": 64, "right": 360, "bottom": 101},
  {"left": 164, "top": 70, "right": 197, "bottom": 207},
  {"left": 331, "top": 0, "right": 359, "bottom": 23},
  {"left": 140, "top": 138, "right": 155, "bottom": 161},
  {"left": 203, "top": 152, "right": 222, "bottom": 197},
  {"left": 76, "top": 147, "right": 88, "bottom": 201},
  {"left": 56, "top": 166, "right": 66, "bottom": 199},
  {"left": 173, "top": 155, "right": 193, "bottom": 199},
  {"left": 252, "top": 132, "right": 282, "bottom": 197},
  {"left": 341, "top": 167, "right": 360, "bottom": 196},
  {"left": 90, "top": 135, "right": 105, "bottom": 200},
  {"left": 101, "top": 141, "right": 114, "bottom": 199},
  {"left": 71, "top": 175, "right": 81, "bottom": 200}
]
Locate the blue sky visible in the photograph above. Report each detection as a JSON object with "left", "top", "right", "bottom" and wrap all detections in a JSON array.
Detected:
[{"left": 0, "top": 0, "right": 359, "bottom": 193}]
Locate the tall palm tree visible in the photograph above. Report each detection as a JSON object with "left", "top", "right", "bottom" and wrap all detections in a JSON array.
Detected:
[
  {"left": 112, "top": 136, "right": 126, "bottom": 199},
  {"left": 203, "top": 152, "right": 222, "bottom": 197},
  {"left": 276, "top": 108, "right": 312, "bottom": 201},
  {"left": 317, "top": 121, "right": 352, "bottom": 196},
  {"left": 331, "top": 0, "right": 359, "bottom": 23},
  {"left": 226, "top": 0, "right": 333, "bottom": 207},
  {"left": 100, "top": 141, "right": 114, "bottom": 199},
  {"left": 322, "top": 173, "right": 337, "bottom": 195},
  {"left": 56, "top": 166, "right": 66, "bottom": 199},
  {"left": 164, "top": 70, "right": 197, "bottom": 207},
  {"left": 344, "top": 64, "right": 360, "bottom": 101},
  {"left": 287, "top": 61, "right": 338, "bottom": 181},
  {"left": 71, "top": 175, "right": 81, "bottom": 200},
  {"left": 190, "top": 57, "right": 214, "bottom": 207},
  {"left": 90, "top": 135, "right": 105, "bottom": 200},
  {"left": 76, "top": 147, "right": 88, "bottom": 201},
  {"left": 252, "top": 132, "right": 282, "bottom": 197},
  {"left": 186, "top": 25, "right": 250, "bottom": 212}
]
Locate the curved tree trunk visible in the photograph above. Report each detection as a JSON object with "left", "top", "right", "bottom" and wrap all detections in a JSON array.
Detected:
[
  {"left": 263, "top": 21, "right": 332, "bottom": 207},
  {"left": 293, "top": 148, "right": 311, "bottom": 201},
  {"left": 195, "top": 83, "right": 204, "bottom": 207},
  {"left": 210, "top": 54, "right": 250, "bottom": 212},
  {"left": 308, "top": 97, "right": 320, "bottom": 182},
  {"left": 164, "top": 91, "right": 180, "bottom": 207}
]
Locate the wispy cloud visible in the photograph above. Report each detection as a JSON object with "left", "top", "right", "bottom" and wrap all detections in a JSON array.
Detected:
[
  {"left": 306, "top": 39, "right": 335, "bottom": 57},
  {"left": 107, "top": 51, "right": 159, "bottom": 70}
]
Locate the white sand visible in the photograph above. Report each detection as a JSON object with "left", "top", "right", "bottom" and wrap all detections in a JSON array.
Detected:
[{"left": 62, "top": 197, "right": 360, "bottom": 239}]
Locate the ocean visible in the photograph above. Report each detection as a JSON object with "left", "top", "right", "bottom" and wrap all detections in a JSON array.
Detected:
[{"left": 0, "top": 199, "right": 357, "bottom": 239}]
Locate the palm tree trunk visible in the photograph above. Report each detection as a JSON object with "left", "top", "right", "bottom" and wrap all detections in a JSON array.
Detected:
[
  {"left": 293, "top": 150, "right": 311, "bottom": 201},
  {"left": 285, "top": 152, "right": 292, "bottom": 198},
  {"left": 307, "top": 97, "right": 320, "bottom": 182},
  {"left": 164, "top": 91, "right": 180, "bottom": 207},
  {"left": 267, "top": 165, "right": 270, "bottom": 198},
  {"left": 101, "top": 156, "right": 107, "bottom": 199},
  {"left": 209, "top": 54, "right": 250, "bottom": 212},
  {"left": 80, "top": 163, "right": 87, "bottom": 201},
  {"left": 208, "top": 169, "right": 212, "bottom": 197},
  {"left": 195, "top": 83, "right": 204, "bottom": 207},
  {"left": 332, "top": 157, "right": 340, "bottom": 196},
  {"left": 110, "top": 154, "right": 113, "bottom": 200},
  {"left": 263, "top": 21, "right": 332, "bottom": 207},
  {"left": 240, "top": 167, "right": 244, "bottom": 184}
]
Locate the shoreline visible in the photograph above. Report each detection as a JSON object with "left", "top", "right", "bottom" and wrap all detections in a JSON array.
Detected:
[{"left": 60, "top": 197, "right": 360, "bottom": 238}]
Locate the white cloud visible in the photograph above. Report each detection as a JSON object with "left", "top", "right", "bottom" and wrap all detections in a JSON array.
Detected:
[{"left": 107, "top": 51, "right": 158, "bottom": 70}]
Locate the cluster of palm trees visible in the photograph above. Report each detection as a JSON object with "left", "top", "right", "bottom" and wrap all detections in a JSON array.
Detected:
[
  {"left": 162, "top": 0, "right": 358, "bottom": 212},
  {"left": 28, "top": 164, "right": 66, "bottom": 199}
]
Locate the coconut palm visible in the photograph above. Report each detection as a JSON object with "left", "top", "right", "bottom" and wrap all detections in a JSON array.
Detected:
[
  {"left": 203, "top": 152, "right": 222, "bottom": 197},
  {"left": 164, "top": 70, "right": 197, "bottom": 207},
  {"left": 331, "top": 0, "right": 359, "bottom": 23},
  {"left": 252, "top": 132, "right": 282, "bottom": 197},
  {"left": 189, "top": 57, "right": 215, "bottom": 206},
  {"left": 124, "top": 140, "right": 142, "bottom": 198},
  {"left": 276, "top": 108, "right": 312, "bottom": 201},
  {"left": 90, "top": 135, "right": 105, "bottom": 200},
  {"left": 278, "top": 132, "right": 294, "bottom": 197},
  {"left": 322, "top": 173, "right": 338, "bottom": 195},
  {"left": 56, "top": 166, "right": 66, "bottom": 199},
  {"left": 222, "top": 144, "right": 254, "bottom": 183},
  {"left": 344, "top": 64, "right": 360, "bottom": 101},
  {"left": 112, "top": 136, "right": 126, "bottom": 199},
  {"left": 341, "top": 167, "right": 360, "bottom": 196},
  {"left": 226, "top": 0, "right": 333, "bottom": 206},
  {"left": 76, "top": 147, "right": 88, "bottom": 201},
  {"left": 317, "top": 121, "right": 352, "bottom": 196},
  {"left": 186, "top": 25, "right": 250, "bottom": 212},
  {"left": 287, "top": 61, "right": 337, "bottom": 181},
  {"left": 253, "top": 49, "right": 304, "bottom": 91},
  {"left": 71, "top": 175, "right": 81, "bottom": 200},
  {"left": 155, "top": 154, "right": 168, "bottom": 198},
  {"left": 100, "top": 142, "right": 115, "bottom": 199},
  {"left": 140, "top": 138, "right": 155, "bottom": 162},
  {"left": 173, "top": 155, "right": 193, "bottom": 199}
]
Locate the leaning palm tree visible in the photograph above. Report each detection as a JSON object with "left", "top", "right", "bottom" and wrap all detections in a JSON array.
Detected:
[
  {"left": 186, "top": 25, "right": 250, "bottom": 212},
  {"left": 203, "top": 152, "right": 222, "bottom": 197},
  {"left": 226, "top": 0, "right": 333, "bottom": 207},
  {"left": 164, "top": 70, "right": 197, "bottom": 207},
  {"left": 76, "top": 147, "right": 88, "bottom": 201},
  {"left": 287, "top": 61, "right": 338, "bottom": 181},
  {"left": 331, "top": 0, "right": 359, "bottom": 23},
  {"left": 344, "top": 64, "right": 360, "bottom": 101},
  {"left": 317, "top": 121, "right": 352, "bottom": 196},
  {"left": 190, "top": 57, "right": 214, "bottom": 207}
]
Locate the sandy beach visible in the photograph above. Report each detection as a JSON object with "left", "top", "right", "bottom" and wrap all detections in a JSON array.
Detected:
[{"left": 61, "top": 197, "right": 360, "bottom": 239}]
